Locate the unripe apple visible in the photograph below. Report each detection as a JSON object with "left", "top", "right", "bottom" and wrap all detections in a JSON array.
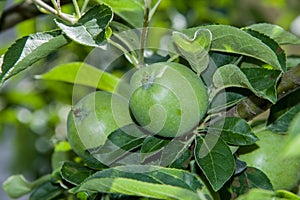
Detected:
[
  {"left": 129, "top": 62, "right": 208, "bottom": 138},
  {"left": 239, "top": 130, "right": 300, "bottom": 190},
  {"left": 67, "top": 91, "right": 132, "bottom": 168}
]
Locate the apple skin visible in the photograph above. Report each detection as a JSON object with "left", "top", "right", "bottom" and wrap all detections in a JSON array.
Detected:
[
  {"left": 238, "top": 130, "right": 300, "bottom": 190},
  {"left": 129, "top": 62, "right": 208, "bottom": 138},
  {"left": 67, "top": 91, "right": 132, "bottom": 168}
]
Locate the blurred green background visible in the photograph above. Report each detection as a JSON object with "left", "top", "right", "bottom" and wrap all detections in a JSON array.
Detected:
[{"left": 0, "top": 0, "right": 300, "bottom": 199}]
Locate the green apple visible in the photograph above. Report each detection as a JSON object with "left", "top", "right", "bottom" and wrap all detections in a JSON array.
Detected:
[
  {"left": 67, "top": 91, "right": 132, "bottom": 168},
  {"left": 129, "top": 62, "right": 208, "bottom": 138},
  {"left": 238, "top": 130, "right": 300, "bottom": 190}
]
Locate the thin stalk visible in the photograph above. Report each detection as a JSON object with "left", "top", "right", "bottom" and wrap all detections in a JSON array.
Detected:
[
  {"left": 31, "top": 174, "right": 52, "bottom": 188},
  {"left": 50, "top": 0, "right": 60, "bottom": 14},
  {"left": 149, "top": 0, "right": 162, "bottom": 21},
  {"left": 198, "top": 112, "right": 224, "bottom": 131},
  {"left": 113, "top": 33, "right": 138, "bottom": 59},
  {"left": 167, "top": 54, "right": 179, "bottom": 62},
  {"left": 57, "top": 0, "right": 61, "bottom": 11},
  {"left": 72, "top": 0, "right": 81, "bottom": 18},
  {"left": 108, "top": 39, "right": 139, "bottom": 67},
  {"left": 138, "top": 0, "right": 151, "bottom": 67},
  {"left": 32, "top": 0, "right": 77, "bottom": 23},
  {"left": 80, "top": 0, "right": 90, "bottom": 14}
]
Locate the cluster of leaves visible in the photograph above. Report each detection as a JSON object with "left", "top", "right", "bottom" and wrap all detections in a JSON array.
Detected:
[{"left": 1, "top": 0, "right": 300, "bottom": 200}]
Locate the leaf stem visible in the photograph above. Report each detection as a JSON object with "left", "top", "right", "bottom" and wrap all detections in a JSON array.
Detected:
[
  {"left": 149, "top": 0, "right": 162, "bottom": 21},
  {"left": 113, "top": 33, "right": 138, "bottom": 59},
  {"left": 32, "top": 0, "right": 77, "bottom": 24},
  {"left": 50, "top": 0, "right": 60, "bottom": 14},
  {"left": 31, "top": 174, "right": 52, "bottom": 188},
  {"left": 72, "top": 0, "right": 81, "bottom": 18},
  {"left": 167, "top": 54, "right": 179, "bottom": 62},
  {"left": 80, "top": 0, "right": 90, "bottom": 14},
  {"left": 57, "top": 0, "right": 61, "bottom": 11},
  {"left": 108, "top": 39, "right": 139, "bottom": 67},
  {"left": 138, "top": 0, "right": 151, "bottom": 68}
]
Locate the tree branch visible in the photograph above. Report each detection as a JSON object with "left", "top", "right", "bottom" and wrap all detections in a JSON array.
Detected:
[
  {"left": 229, "top": 65, "right": 300, "bottom": 120},
  {"left": 208, "top": 65, "right": 300, "bottom": 124},
  {"left": 0, "top": 0, "right": 71, "bottom": 32}
]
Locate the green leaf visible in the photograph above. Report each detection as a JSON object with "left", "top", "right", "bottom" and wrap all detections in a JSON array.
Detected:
[
  {"left": 110, "top": 21, "right": 140, "bottom": 52},
  {"left": 234, "top": 159, "right": 247, "bottom": 175},
  {"left": 0, "top": 0, "right": 5, "bottom": 18},
  {"left": 60, "top": 162, "right": 95, "bottom": 185},
  {"left": 275, "top": 190, "right": 300, "bottom": 199},
  {"left": 36, "top": 62, "right": 120, "bottom": 92},
  {"left": 183, "top": 25, "right": 282, "bottom": 71},
  {"left": 54, "top": 141, "right": 72, "bottom": 152},
  {"left": 201, "top": 52, "right": 240, "bottom": 88},
  {"left": 267, "top": 88, "right": 300, "bottom": 133},
  {"left": 107, "top": 124, "right": 146, "bottom": 150},
  {"left": 243, "top": 29, "right": 286, "bottom": 72},
  {"left": 209, "top": 88, "right": 250, "bottom": 113},
  {"left": 209, "top": 51, "right": 240, "bottom": 68},
  {"left": 287, "top": 56, "right": 300, "bottom": 69},
  {"left": 208, "top": 117, "right": 258, "bottom": 146},
  {"left": 29, "top": 181, "right": 62, "bottom": 200},
  {"left": 51, "top": 151, "right": 73, "bottom": 170},
  {"left": 140, "top": 136, "right": 194, "bottom": 167},
  {"left": 231, "top": 167, "right": 273, "bottom": 198},
  {"left": 0, "top": 30, "right": 69, "bottom": 86},
  {"left": 282, "top": 112, "right": 300, "bottom": 158},
  {"left": 194, "top": 134, "right": 235, "bottom": 191},
  {"left": 3, "top": 174, "right": 52, "bottom": 199},
  {"left": 172, "top": 28, "right": 212, "bottom": 74},
  {"left": 72, "top": 165, "right": 205, "bottom": 200},
  {"left": 51, "top": 141, "right": 73, "bottom": 170},
  {"left": 212, "top": 64, "right": 281, "bottom": 103},
  {"left": 141, "top": 137, "right": 170, "bottom": 154},
  {"left": 76, "top": 192, "right": 90, "bottom": 200},
  {"left": 140, "top": 136, "right": 170, "bottom": 163},
  {"left": 247, "top": 23, "right": 300, "bottom": 45},
  {"left": 3, "top": 175, "right": 33, "bottom": 198},
  {"left": 213, "top": 64, "right": 255, "bottom": 91},
  {"left": 91, "top": 124, "right": 146, "bottom": 166},
  {"left": 55, "top": 5, "right": 113, "bottom": 48},
  {"left": 241, "top": 67, "right": 281, "bottom": 104},
  {"left": 236, "top": 188, "right": 300, "bottom": 200},
  {"left": 96, "top": 0, "right": 144, "bottom": 28},
  {"left": 169, "top": 149, "right": 192, "bottom": 169},
  {"left": 159, "top": 139, "right": 193, "bottom": 167}
]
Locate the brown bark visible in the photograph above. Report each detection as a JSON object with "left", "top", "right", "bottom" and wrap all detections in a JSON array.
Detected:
[{"left": 227, "top": 65, "right": 300, "bottom": 121}]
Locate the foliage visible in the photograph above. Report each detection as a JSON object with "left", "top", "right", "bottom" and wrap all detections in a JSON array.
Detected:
[{"left": 1, "top": 0, "right": 300, "bottom": 200}]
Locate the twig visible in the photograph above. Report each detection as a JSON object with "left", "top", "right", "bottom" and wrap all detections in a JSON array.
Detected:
[
  {"left": 72, "top": 0, "right": 81, "bottom": 18},
  {"left": 57, "top": 0, "right": 61, "bottom": 11},
  {"left": 0, "top": 0, "right": 71, "bottom": 31},
  {"left": 50, "top": 0, "right": 60, "bottom": 14},
  {"left": 32, "top": 0, "right": 77, "bottom": 23},
  {"left": 149, "top": 0, "right": 162, "bottom": 21},
  {"left": 167, "top": 54, "right": 179, "bottom": 62},
  {"left": 138, "top": 0, "right": 151, "bottom": 67},
  {"left": 108, "top": 39, "right": 139, "bottom": 67},
  {"left": 208, "top": 65, "right": 300, "bottom": 125},
  {"left": 112, "top": 33, "right": 139, "bottom": 59},
  {"left": 80, "top": 0, "right": 89, "bottom": 14}
]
